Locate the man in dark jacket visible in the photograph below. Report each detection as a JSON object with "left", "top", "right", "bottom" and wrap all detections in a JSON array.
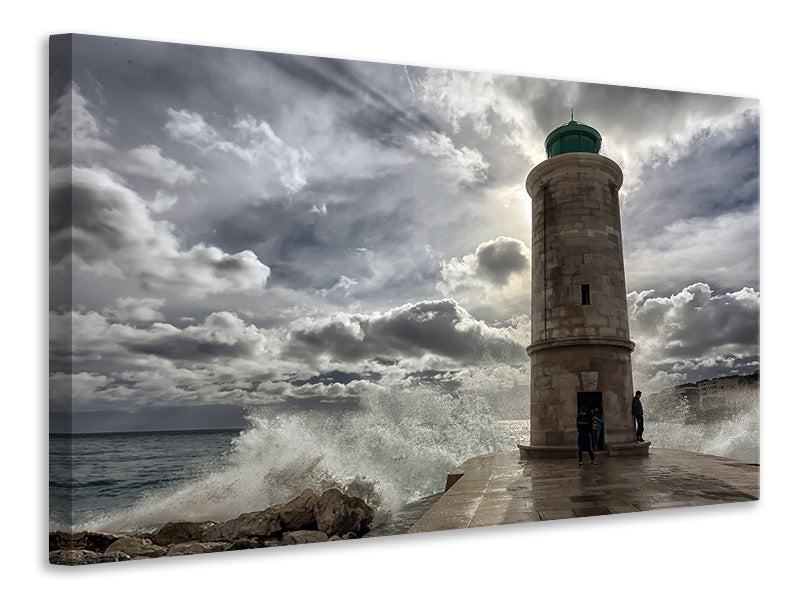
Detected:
[
  {"left": 576, "top": 405, "right": 597, "bottom": 467},
  {"left": 632, "top": 390, "right": 645, "bottom": 442}
]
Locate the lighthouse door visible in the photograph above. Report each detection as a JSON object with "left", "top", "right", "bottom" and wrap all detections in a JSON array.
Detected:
[{"left": 577, "top": 392, "right": 604, "bottom": 449}]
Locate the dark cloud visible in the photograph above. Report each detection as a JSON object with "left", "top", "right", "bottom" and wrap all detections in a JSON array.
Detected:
[
  {"left": 207, "top": 174, "right": 443, "bottom": 300},
  {"left": 286, "top": 299, "right": 524, "bottom": 364},
  {"left": 475, "top": 237, "right": 530, "bottom": 284},
  {"left": 265, "top": 54, "right": 440, "bottom": 139},
  {"left": 51, "top": 310, "right": 279, "bottom": 376},
  {"left": 262, "top": 54, "right": 368, "bottom": 101},
  {"left": 52, "top": 404, "right": 248, "bottom": 434},
  {"left": 621, "top": 111, "right": 759, "bottom": 294},
  {"left": 630, "top": 283, "right": 759, "bottom": 359},
  {"left": 625, "top": 110, "right": 759, "bottom": 228},
  {"left": 629, "top": 283, "right": 759, "bottom": 391},
  {"left": 124, "top": 337, "right": 254, "bottom": 360},
  {"left": 292, "top": 370, "right": 382, "bottom": 386}
]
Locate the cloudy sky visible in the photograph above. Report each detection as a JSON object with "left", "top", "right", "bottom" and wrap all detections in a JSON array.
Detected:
[{"left": 49, "top": 34, "right": 759, "bottom": 432}]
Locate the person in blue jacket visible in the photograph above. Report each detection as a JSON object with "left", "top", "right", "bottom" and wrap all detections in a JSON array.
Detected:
[{"left": 576, "top": 405, "right": 597, "bottom": 467}]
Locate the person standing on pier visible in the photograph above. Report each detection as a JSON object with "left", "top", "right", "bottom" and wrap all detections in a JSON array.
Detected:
[
  {"left": 632, "top": 391, "right": 645, "bottom": 443},
  {"left": 577, "top": 406, "right": 597, "bottom": 467},
  {"left": 591, "top": 407, "right": 604, "bottom": 450}
]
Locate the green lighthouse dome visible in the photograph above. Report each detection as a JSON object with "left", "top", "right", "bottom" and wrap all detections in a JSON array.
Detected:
[{"left": 544, "top": 119, "right": 602, "bottom": 158}]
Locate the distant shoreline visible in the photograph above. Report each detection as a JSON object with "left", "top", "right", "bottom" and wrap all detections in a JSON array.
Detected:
[{"left": 49, "top": 428, "right": 243, "bottom": 437}]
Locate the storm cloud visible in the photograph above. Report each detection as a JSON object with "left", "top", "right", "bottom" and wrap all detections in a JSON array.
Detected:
[
  {"left": 49, "top": 84, "right": 272, "bottom": 298},
  {"left": 286, "top": 298, "right": 525, "bottom": 364},
  {"left": 628, "top": 283, "right": 760, "bottom": 392},
  {"left": 49, "top": 35, "right": 759, "bottom": 431}
]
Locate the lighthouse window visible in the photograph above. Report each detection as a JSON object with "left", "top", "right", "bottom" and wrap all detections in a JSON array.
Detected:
[{"left": 581, "top": 284, "right": 591, "bottom": 305}]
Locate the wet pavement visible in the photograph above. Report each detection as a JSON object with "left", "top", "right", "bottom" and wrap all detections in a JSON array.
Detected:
[{"left": 408, "top": 448, "right": 759, "bottom": 533}]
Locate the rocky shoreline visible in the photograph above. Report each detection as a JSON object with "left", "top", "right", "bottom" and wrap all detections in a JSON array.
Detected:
[{"left": 50, "top": 488, "right": 374, "bottom": 566}]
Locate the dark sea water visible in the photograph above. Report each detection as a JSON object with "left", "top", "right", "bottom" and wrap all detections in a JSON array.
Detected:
[{"left": 50, "top": 429, "right": 240, "bottom": 531}]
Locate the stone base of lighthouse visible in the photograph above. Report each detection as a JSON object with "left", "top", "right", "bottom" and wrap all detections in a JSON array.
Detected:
[{"left": 518, "top": 337, "right": 649, "bottom": 458}]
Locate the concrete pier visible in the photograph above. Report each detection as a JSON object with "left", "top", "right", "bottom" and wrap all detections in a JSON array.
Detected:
[{"left": 409, "top": 449, "right": 758, "bottom": 533}]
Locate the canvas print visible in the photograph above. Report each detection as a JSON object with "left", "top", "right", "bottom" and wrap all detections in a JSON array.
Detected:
[{"left": 49, "top": 34, "right": 759, "bottom": 566}]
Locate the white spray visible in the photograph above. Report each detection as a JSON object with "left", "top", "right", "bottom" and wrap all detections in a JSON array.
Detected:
[{"left": 84, "top": 386, "right": 513, "bottom": 532}]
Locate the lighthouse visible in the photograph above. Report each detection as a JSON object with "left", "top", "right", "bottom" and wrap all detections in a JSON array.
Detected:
[{"left": 519, "top": 119, "right": 648, "bottom": 458}]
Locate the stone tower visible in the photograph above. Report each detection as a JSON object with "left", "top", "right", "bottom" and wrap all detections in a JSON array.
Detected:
[{"left": 519, "top": 119, "right": 648, "bottom": 458}]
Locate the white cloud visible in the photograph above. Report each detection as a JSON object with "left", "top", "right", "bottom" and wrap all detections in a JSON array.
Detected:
[
  {"left": 408, "top": 69, "right": 550, "bottom": 163},
  {"left": 624, "top": 208, "right": 759, "bottom": 293},
  {"left": 51, "top": 302, "right": 523, "bottom": 411},
  {"left": 116, "top": 144, "right": 197, "bottom": 186},
  {"left": 410, "top": 69, "right": 497, "bottom": 136},
  {"left": 103, "top": 297, "right": 166, "bottom": 322},
  {"left": 49, "top": 82, "right": 113, "bottom": 167},
  {"left": 437, "top": 236, "right": 530, "bottom": 322},
  {"left": 318, "top": 275, "right": 359, "bottom": 299},
  {"left": 50, "top": 309, "right": 291, "bottom": 408},
  {"left": 50, "top": 83, "right": 196, "bottom": 190},
  {"left": 50, "top": 166, "right": 271, "bottom": 297},
  {"left": 628, "top": 283, "right": 760, "bottom": 392},
  {"left": 49, "top": 372, "right": 112, "bottom": 411},
  {"left": 163, "top": 108, "right": 220, "bottom": 147},
  {"left": 408, "top": 131, "right": 488, "bottom": 188},
  {"left": 164, "top": 109, "right": 310, "bottom": 193},
  {"left": 151, "top": 190, "right": 179, "bottom": 212}
]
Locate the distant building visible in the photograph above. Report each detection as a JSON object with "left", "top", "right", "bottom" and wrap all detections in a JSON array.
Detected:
[
  {"left": 676, "top": 383, "right": 699, "bottom": 406},
  {"left": 697, "top": 372, "right": 758, "bottom": 405},
  {"left": 652, "top": 371, "right": 759, "bottom": 421}
]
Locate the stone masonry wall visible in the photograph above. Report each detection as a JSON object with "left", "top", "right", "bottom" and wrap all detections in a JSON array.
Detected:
[
  {"left": 529, "top": 343, "right": 634, "bottom": 446},
  {"left": 527, "top": 153, "right": 628, "bottom": 345},
  {"left": 525, "top": 153, "right": 635, "bottom": 447}
]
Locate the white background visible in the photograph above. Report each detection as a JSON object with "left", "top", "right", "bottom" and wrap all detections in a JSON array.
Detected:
[{"left": 2, "top": 1, "right": 793, "bottom": 597}]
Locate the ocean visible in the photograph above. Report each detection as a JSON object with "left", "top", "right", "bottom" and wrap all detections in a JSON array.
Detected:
[
  {"left": 49, "top": 401, "right": 759, "bottom": 534},
  {"left": 49, "top": 429, "right": 240, "bottom": 532}
]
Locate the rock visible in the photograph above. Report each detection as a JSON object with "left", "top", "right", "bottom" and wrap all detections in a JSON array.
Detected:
[
  {"left": 229, "top": 538, "right": 261, "bottom": 550},
  {"left": 279, "top": 488, "right": 319, "bottom": 530},
  {"left": 202, "top": 506, "right": 282, "bottom": 542},
  {"left": 49, "top": 530, "right": 120, "bottom": 552},
  {"left": 314, "top": 489, "right": 374, "bottom": 537},
  {"left": 48, "top": 488, "right": 375, "bottom": 563},
  {"left": 49, "top": 549, "right": 98, "bottom": 566},
  {"left": 49, "top": 549, "right": 131, "bottom": 565},
  {"left": 94, "top": 551, "right": 132, "bottom": 563},
  {"left": 154, "top": 520, "right": 217, "bottom": 546},
  {"left": 164, "top": 542, "right": 231, "bottom": 556},
  {"left": 281, "top": 530, "right": 329, "bottom": 545},
  {"left": 105, "top": 537, "right": 167, "bottom": 559}
]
